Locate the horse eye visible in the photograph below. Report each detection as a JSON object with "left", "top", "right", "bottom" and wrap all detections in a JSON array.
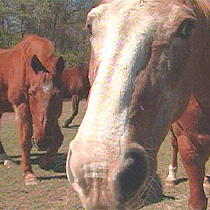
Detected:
[{"left": 176, "top": 19, "right": 196, "bottom": 39}]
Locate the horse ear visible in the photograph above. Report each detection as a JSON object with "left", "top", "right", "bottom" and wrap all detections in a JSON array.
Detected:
[
  {"left": 31, "top": 55, "right": 48, "bottom": 74},
  {"left": 56, "top": 56, "right": 65, "bottom": 74}
]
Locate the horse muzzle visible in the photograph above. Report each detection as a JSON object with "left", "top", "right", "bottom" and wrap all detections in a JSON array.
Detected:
[{"left": 31, "top": 136, "right": 53, "bottom": 151}]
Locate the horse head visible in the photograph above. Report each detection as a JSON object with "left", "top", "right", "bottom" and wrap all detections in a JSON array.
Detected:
[
  {"left": 29, "top": 55, "right": 64, "bottom": 151},
  {"left": 67, "top": 0, "right": 208, "bottom": 209}
]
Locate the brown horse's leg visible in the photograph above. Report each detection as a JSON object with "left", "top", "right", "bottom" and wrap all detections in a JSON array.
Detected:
[
  {"left": 14, "top": 104, "right": 36, "bottom": 185},
  {"left": 0, "top": 140, "right": 6, "bottom": 154},
  {"left": 0, "top": 114, "right": 5, "bottom": 155},
  {"left": 0, "top": 140, "right": 14, "bottom": 168},
  {"left": 178, "top": 134, "right": 207, "bottom": 210},
  {"left": 0, "top": 114, "right": 14, "bottom": 168},
  {"left": 64, "top": 95, "right": 80, "bottom": 127},
  {"left": 165, "top": 130, "right": 178, "bottom": 186},
  {"left": 39, "top": 120, "right": 63, "bottom": 169}
]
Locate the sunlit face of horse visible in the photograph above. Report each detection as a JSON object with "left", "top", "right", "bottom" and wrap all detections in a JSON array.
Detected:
[
  {"left": 67, "top": 0, "right": 200, "bottom": 209},
  {"left": 29, "top": 55, "right": 64, "bottom": 151}
]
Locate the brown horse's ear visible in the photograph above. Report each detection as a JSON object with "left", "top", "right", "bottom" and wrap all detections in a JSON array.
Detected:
[
  {"left": 31, "top": 55, "right": 49, "bottom": 74},
  {"left": 56, "top": 56, "right": 65, "bottom": 74}
]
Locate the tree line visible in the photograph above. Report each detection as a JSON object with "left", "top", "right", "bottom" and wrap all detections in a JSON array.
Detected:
[{"left": 0, "top": 0, "right": 99, "bottom": 66}]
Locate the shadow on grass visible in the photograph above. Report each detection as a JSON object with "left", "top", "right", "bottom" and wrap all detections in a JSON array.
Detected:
[
  {"left": 1, "top": 152, "right": 67, "bottom": 173},
  {"left": 176, "top": 177, "right": 188, "bottom": 185},
  {"left": 37, "top": 174, "right": 67, "bottom": 181},
  {"left": 134, "top": 175, "right": 178, "bottom": 209},
  {"left": 137, "top": 175, "right": 189, "bottom": 208},
  {"left": 62, "top": 124, "right": 80, "bottom": 129}
]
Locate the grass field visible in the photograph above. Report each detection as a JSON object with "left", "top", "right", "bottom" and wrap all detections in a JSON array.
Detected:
[{"left": 0, "top": 100, "right": 210, "bottom": 210}]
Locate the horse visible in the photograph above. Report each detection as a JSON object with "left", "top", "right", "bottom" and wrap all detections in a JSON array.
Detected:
[
  {"left": 0, "top": 35, "right": 64, "bottom": 185},
  {"left": 165, "top": 96, "right": 210, "bottom": 190},
  {"left": 62, "top": 63, "right": 90, "bottom": 128},
  {"left": 66, "top": 0, "right": 210, "bottom": 209}
]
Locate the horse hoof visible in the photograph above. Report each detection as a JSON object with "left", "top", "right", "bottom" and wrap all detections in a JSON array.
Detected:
[
  {"left": 203, "top": 176, "right": 210, "bottom": 189},
  {"left": 24, "top": 174, "right": 38, "bottom": 186},
  {"left": 203, "top": 182, "right": 210, "bottom": 189},
  {"left": 4, "top": 160, "right": 15, "bottom": 169}
]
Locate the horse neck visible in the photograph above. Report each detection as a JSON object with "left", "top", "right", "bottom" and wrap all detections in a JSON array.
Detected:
[
  {"left": 193, "top": 71, "right": 210, "bottom": 116},
  {"left": 189, "top": 13, "right": 210, "bottom": 110}
]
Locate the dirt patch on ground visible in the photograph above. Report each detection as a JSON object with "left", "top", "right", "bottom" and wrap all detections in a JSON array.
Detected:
[{"left": 1, "top": 112, "right": 15, "bottom": 125}]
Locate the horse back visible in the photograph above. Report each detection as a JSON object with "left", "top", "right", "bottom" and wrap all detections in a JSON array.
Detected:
[{"left": 62, "top": 63, "right": 90, "bottom": 99}]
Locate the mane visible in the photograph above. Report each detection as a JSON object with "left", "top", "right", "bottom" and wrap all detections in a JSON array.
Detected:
[
  {"left": 100, "top": 0, "right": 210, "bottom": 17},
  {"left": 11, "top": 34, "right": 54, "bottom": 63},
  {"left": 190, "top": 0, "right": 210, "bottom": 17}
]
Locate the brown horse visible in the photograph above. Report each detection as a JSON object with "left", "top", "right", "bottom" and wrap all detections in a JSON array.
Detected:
[
  {"left": 0, "top": 35, "right": 64, "bottom": 185},
  {"left": 165, "top": 95, "right": 210, "bottom": 188},
  {"left": 66, "top": 0, "right": 210, "bottom": 210},
  {"left": 62, "top": 63, "right": 90, "bottom": 128},
  {"left": 165, "top": 129, "right": 210, "bottom": 188}
]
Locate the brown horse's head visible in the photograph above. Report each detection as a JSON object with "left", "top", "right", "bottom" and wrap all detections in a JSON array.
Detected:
[
  {"left": 67, "top": 0, "right": 210, "bottom": 209},
  {"left": 29, "top": 55, "right": 64, "bottom": 151}
]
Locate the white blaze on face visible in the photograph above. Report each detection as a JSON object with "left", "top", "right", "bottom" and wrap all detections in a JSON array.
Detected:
[{"left": 70, "top": 1, "right": 154, "bottom": 165}]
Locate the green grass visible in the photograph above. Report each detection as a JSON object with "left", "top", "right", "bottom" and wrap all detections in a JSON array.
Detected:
[{"left": 0, "top": 101, "right": 210, "bottom": 210}]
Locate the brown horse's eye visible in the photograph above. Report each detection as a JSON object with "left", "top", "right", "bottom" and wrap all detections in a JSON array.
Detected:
[{"left": 176, "top": 19, "right": 197, "bottom": 39}]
